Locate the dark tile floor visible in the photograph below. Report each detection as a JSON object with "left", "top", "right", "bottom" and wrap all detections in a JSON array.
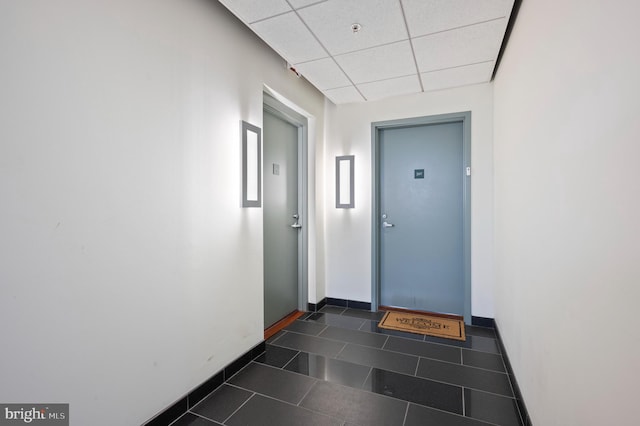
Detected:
[{"left": 170, "top": 306, "right": 523, "bottom": 426}]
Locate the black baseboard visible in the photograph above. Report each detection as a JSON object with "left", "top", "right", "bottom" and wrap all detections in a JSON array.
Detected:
[
  {"left": 324, "top": 297, "right": 371, "bottom": 311},
  {"left": 187, "top": 371, "right": 223, "bottom": 410},
  {"left": 325, "top": 297, "right": 348, "bottom": 307},
  {"left": 471, "top": 316, "right": 496, "bottom": 328},
  {"left": 307, "top": 298, "right": 327, "bottom": 312},
  {"left": 347, "top": 300, "right": 372, "bottom": 310},
  {"left": 143, "top": 396, "right": 188, "bottom": 426},
  {"left": 142, "top": 341, "right": 265, "bottom": 426},
  {"left": 494, "top": 323, "right": 533, "bottom": 426}
]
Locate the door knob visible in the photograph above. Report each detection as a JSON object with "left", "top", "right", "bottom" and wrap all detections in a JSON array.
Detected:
[
  {"left": 291, "top": 213, "right": 302, "bottom": 229},
  {"left": 382, "top": 221, "right": 394, "bottom": 228}
]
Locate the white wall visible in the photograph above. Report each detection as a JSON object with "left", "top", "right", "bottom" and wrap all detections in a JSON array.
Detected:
[
  {"left": 0, "top": 1, "right": 325, "bottom": 424},
  {"left": 493, "top": 0, "right": 640, "bottom": 424},
  {"left": 324, "top": 84, "right": 496, "bottom": 317}
]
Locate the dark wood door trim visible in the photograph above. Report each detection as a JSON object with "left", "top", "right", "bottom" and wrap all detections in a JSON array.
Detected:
[{"left": 264, "top": 310, "right": 305, "bottom": 340}]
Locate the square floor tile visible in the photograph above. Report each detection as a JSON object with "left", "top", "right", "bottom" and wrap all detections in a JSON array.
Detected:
[
  {"left": 271, "top": 331, "right": 346, "bottom": 357},
  {"left": 267, "top": 330, "right": 285, "bottom": 343},
  {"left": 305, "top": 313, "right": 367, "bottom": 330},
  {"left": 254, "top": 345, "right": 299, "bottom": 368},
  {"left": 298, "top": 311, "right": 314, "bottom": 320},
  {"left": 191, "top": 384, "right": 252, "bottom": 423},
  {"left": 464, "top": 388, "right": 522, "bottom": 426},
  {"left": 171, "top": 413, "right": 221, "bottom": 425},
  {"left": 319, "top": 305, "right": 346, "bottom": 314},
  {"left": 229, "top": 362, "right": 316, "bottom": 404},
  {"left": 284, "top": 320, "right": 327, "bottom": 336},
  {"left": 341, "top": 308, "right": 385, "bottom": 321},
  {"left": 284, "top": 352, "right": 371, "bottom": 388},
  {"left": 319, "top": 326, "right": 388, "bottom": 348},
  {"left": 300, "top": 380, "right": 408, "bottom": 426},
  {"left": 337, "top": 343, "right": 418, "bottom": 375},
  {"left": 384, "top": 336, "right": 462, "bottom": 364},
  {"left": 360, "top": 320, "right": 426, "bottom": 341},
  {"left": 423, "top": 334, "right": 500, "bottom": 354},
  {"left": 363, "top": 368, "right": 463, "bottom": 414},
  {"left": 465, "top": 325, "right": 497, "bottom": 339},
  {"left": 404, "top": 403, "right": 492, "bottom": 426},
  {"left": 226, "top": 394, "right": 341, "bottom": 426},
  {"left": 462, "top": 349, "right": 506, "bottom": 373},
  {"left": 417, "top": 358, "right": 512, "bottom": 397}
]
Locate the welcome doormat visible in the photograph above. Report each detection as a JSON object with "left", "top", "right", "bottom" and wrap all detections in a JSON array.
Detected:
[{"left": 378, "top": 311, "right": 466, "bottom": 341}]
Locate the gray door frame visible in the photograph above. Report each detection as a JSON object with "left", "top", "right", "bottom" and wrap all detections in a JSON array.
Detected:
[
  {"left": 371, "top": 112, "right": 472, "bottom": 324},
  {"left": 263, "top": 92, "right": 309, "bottom": 315}
]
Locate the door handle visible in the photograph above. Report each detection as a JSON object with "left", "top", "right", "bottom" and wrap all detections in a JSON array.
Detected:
[
  {"left": 291, "top": 214, "right": 302, "bottom": 229},
  {"left": 382, "top": 221, "right": 394, "bottom": 228}
]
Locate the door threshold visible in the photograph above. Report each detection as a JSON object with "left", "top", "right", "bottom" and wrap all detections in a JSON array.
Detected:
[
  {"left": 379, "top": 305, "right": 463, "bottom": 321},
  {"left": 264, "top": 310, "right": 305, "bottom": 340}
]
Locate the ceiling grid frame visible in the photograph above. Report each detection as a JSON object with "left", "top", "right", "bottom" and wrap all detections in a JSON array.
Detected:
[
  {"left": 398, "top": 0, "right": 425, "bottom": 93},
  {"left": 284, "top": 0, "right": 368, "bottom": 102},
  {"left": 219, "top": 0, "right": 516, "bottom": 104}
]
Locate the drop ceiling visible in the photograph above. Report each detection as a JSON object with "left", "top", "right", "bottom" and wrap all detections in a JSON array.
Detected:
[{"left": 219, "top": 0, "right": 515, "bottom": 104}]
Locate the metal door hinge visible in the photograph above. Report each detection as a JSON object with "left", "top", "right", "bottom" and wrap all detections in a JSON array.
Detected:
[{"left": 466, "top": 167, "right": 471, "bottom": 176}]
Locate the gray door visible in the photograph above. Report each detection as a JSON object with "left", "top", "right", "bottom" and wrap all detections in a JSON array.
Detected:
[
  {"left": 263, "top": 109, "right": 299, "bottom": 328},
  {"left": 380, "top": 122, "right": 464, "bottom": 315}
]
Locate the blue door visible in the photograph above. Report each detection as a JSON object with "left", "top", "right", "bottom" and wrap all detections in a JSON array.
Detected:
[{"left": 380, "top": 122, "right": 465, "bottom": 315}]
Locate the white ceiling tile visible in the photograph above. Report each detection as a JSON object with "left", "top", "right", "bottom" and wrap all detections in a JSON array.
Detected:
[
  {"left": 218, "top": 0, "right": 514, "bottom": 103},
  {"left": 288, "top": 0, "right": 327, "bottom": 8},
  {"left": 421, "top": 62, "right": 495, "bottom": 92},
  {"left": 335, "top": 41, "right": 416, "bottom": 84},
  {"left": 357, "top": 75, "right": 422, "bottom": 101},
  {"left": 251, "top": 12, "right": 327, "bottom": 64},
  {"left": 323, "top": 86, "right": 365, "bottom": 104},
  {"left": 297, "top": 0, "right": 408, "bottom": 55},
  {"left": 219, "top": 0, "right": 291, "bottom": 24},
  {"left": 413, "top": 19, "right": 508, "bottom": 72},
  {"left": 402, "top": 0, "right": 514, "bottom": 37},
  {"left": 294, "top": 58, "right": 351, "bottom": 90}
]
